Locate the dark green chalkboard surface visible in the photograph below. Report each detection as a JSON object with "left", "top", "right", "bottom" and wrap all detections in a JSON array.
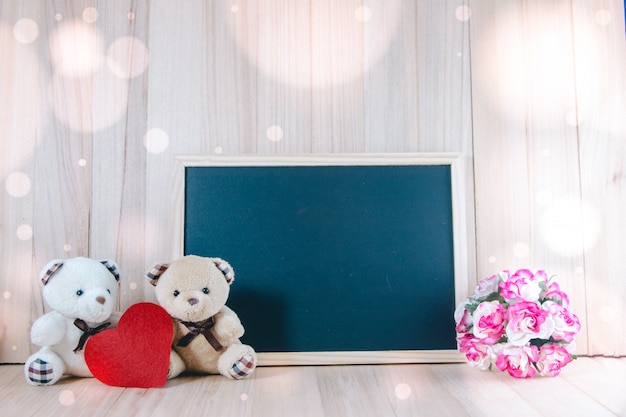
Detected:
[{"left": 183, "top": 159, "right": 458, "bottom": 356}]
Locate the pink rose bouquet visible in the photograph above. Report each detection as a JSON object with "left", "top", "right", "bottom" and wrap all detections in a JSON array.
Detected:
[{"left": 454, "top": 269, "right": 580, "bottom": 378}]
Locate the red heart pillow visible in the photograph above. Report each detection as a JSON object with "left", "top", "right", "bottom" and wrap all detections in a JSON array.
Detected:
[{"left": 85, "top": 302, "right": 173, "bottom": 388}]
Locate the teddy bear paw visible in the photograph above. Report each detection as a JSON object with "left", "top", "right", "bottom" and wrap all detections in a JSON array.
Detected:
[
  {"left": 25, "top": 358, "right": 57, "bottom": 385},
  {"left": 228, "top": 354, "right": 256, "bottom": 380},
  {"left": 214, "top": 316, "right": 244, "bottom": 340},
  {"left": 167, "top": 350, "right": 186, "bottom": 379}
]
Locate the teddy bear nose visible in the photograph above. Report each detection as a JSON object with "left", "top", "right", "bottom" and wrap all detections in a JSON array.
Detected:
[
  {"left": 96, "top": 296, "right": 105, "bottom": 305},
  {"left": 188, "top": 298, "right": 199, "bottom": 306}
]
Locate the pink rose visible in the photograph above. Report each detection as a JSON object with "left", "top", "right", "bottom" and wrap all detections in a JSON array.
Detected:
[
  {"left": 454, "top": 302, "right": 473, "bottom": 334},
  {"left": 457, "top": 336, "right": 493, "bottom": 370},
  {"left": 474, "top": 273, "right": 502, "bottom": 299},
  {"left": 472, "top": 301, "right": 506, "bottom": 344},
  {"left": 536, "top": 344, "right": 572, "bottom": 376},
  {"left": 506, "top": 301, "right": 554, "bottom": 346},
  {"left": 543, "top": 301, "right": 580, "bottom": 342},
  {"left": 499, "top": 269, "right": 547, "bottom": 302},
  {"left": 495, "top": 345, "right": 540, "bottom": 378},
  {"left": 544, "top": 281, "right": 570, "bottom": 307}
]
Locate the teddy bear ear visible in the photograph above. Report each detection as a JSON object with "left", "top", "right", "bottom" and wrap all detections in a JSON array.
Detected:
[
  {"left": 100, "top": 259, "right": 120, "bottom": 281},
  {"left": 146, "top": 262, "right": 170, "bottom": 286},
  {"left": 40, "top": 260, "right": 64, "bottom": 286},
  {"left": 213, "top": 259, "right": 235, "bottom": 285}
]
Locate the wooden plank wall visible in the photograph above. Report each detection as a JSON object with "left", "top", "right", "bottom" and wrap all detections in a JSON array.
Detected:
[{"left": 0, "top": 0, "right": 624, "bottom": 363}]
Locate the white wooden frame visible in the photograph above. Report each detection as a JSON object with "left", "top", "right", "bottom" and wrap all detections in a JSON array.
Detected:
[{"left": 175, "top": 153, "right": 469, "bottom": 365}]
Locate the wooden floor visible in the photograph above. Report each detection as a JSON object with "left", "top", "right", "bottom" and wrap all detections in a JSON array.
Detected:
[{"left": 1, "top": 357, "right": 624, "bottom": 417}]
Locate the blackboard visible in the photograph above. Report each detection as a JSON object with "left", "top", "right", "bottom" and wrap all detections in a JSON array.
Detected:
[{"left": 180, "top": 154, "right": 467, "bottom": 364}]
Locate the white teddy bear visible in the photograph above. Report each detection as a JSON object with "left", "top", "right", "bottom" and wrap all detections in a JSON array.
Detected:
[{"left": 24, "top": 257, "right": 120, "bottom": 385}]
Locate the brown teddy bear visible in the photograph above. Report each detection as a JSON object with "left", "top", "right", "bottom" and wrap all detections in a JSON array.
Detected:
[{"left": 146, "top": 255, "right": 257, "bottom": 379}]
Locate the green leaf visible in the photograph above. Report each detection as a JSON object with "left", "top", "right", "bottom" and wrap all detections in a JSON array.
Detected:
[
  {"left": 538, "top": 281, "right": 547, "bottom": 294},
  {"left": 465, "top": 300, "right": 480, "bottom": 314},
  {"left": 483, "top": 292, "right": 507, "bottom": 304}
]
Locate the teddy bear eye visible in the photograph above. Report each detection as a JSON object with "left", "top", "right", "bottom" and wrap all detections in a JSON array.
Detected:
[
  {"left": 173, "top": 290, "right": 180, "bottom": 297},
  {"left": 76, "top": 289, "right": 84, "bottom": 296},
  {"left": 202, "top": 287, "right": 209, "bottom": 294},
  {"left": 107, "top": 289, "right": 111, "bottom": 294}
]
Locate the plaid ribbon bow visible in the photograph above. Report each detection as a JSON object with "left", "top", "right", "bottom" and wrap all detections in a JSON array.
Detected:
[
  {"left": 73, "top": 319, "right": 111, "bottom": 353},
  {"left": 177, "top": 316, "right": 224, "bottom": 352}
]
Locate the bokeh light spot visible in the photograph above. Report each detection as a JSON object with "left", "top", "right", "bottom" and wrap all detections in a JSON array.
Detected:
[
  {"left": 58, "top": 390, "right": 76, "bottom": 406},
  {"left": 227, "top": 0, "right": 402, "bottom": 89},
  {"left": 455, "top": 5, "right": 472, "bottom": 22},
  {"left": 83, "top": 7, "right": 99, "bottom": 24},
  {"left": 600, "top": 305, "right": 617, "bottom": 323},
  {"left": 3, "top": 291, "right": 10, "bottom": 299},
  {"left": 13, "top": 18, "right": 39, "bottom": 44},
  {"left": 355, "top": 6, "right": 372, "bottom": 23},
  {"left": 5, "top": 172, "right": 32, "bottom": 198},
  {"left": 107, "top": 36, "right": 149, "bottom": 79},
  {"left": 395, "top": 383, "right": 412, "bottom": 400},
  {"left": 473, "top": 3, "right": 583, "bottom": 128},
  {"left": 144, "top": 128, "right": 170, "bottom": 154},
  {"left": 16, "top": 224, "right": 33, "bottom": 241},
  {"left": 267, "top": 125, "right": 284, "bottom": 142},
  {"left": 49, "top": 19, "right": 104, "bottom": 78}
]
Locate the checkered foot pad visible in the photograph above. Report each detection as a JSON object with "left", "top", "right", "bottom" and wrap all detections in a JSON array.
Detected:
[
  {"left": 229, "top": 355, "right": 256, "bottom": 379},
  {"left": 27, "top": 358, "right": 55, "bottom": 385}
]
